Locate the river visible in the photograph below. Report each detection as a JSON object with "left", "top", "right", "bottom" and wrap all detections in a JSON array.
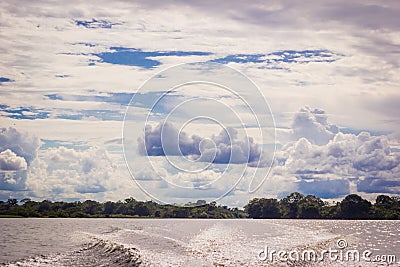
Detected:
[{"left": 0, "top": 218, "right": 399, "bottom": 266}]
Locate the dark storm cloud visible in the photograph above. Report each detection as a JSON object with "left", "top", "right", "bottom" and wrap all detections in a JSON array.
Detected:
[
  {"left": 358, "top": 178, "right": 400, "bottom": 194},
  {"left": 298, "top": 178, "right": 350, "bottom": 199}
]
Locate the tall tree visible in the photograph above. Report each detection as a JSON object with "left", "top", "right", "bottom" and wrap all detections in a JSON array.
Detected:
[
  {"left": 244, "top": 198, "right": 262, "bottom": 219},
  {"left": 340, "top": 194, "right": 371, "bottom": 219},
  {"left": 298, "top": 195, "right": 324, "bottom": 219},
  {"left": 279, "top": 192, "right": 304, "bottom": 218},
  {"left": 260, "top": 198, "right": 281, "bottom": 218}
]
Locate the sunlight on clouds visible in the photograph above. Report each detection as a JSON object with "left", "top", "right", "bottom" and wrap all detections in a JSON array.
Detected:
[
  {"left": 270, "top": 107, "right": 400, "bottom": 198},
  {"left": 0, "top": 149, "right": 27, "bottom": 171},
  {"left": 27, "top": 146, "right": 115, "bottom": 199},
  {"left": 0, "top": 0, "right": 399, "bottom": 204}
]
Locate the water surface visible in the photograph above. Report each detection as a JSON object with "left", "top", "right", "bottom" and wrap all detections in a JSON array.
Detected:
[{"left": 0, "top": 219, "right": 399, "bottom": 266}]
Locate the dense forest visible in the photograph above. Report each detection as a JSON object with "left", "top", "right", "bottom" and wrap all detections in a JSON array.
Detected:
[
  {"left": 0, "top": 198, "right": 246, "bottom": 219},
  {"left": 245, "top": 193, "right": 400, "bottom": 219},
  {"left": 0, "top": 192, "right": 399, "bottom": 219}
]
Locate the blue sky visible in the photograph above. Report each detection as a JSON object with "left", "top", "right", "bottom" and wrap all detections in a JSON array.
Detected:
[{"left": 0, "top": 0, "right": 399, "bottom": 206}]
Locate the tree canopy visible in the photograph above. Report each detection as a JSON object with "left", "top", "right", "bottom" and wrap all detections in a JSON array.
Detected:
[
  {"left": 244, "top": 193, "right": 400, "bottom": 219},
  {"left": 0, "top": 193, "right": 399, "bottom": 219},
  {"left": 0, "top": 198, "right": 246, "bottom": 219}
]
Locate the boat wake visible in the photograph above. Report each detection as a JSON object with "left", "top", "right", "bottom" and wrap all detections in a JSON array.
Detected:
[
  {"left": 0, "top": 236, "right": 142, "bottom": 267},
  {"left": 1, "top": 219, "right": 390, "bottom": 267}
]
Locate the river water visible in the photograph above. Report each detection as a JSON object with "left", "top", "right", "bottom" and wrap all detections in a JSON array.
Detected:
[{"left": 0, "top": 218, "right": 399, "bottom": 266}]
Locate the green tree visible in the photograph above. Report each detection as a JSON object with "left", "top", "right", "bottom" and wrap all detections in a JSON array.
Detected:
[
  {"left": 244, "top": 198, "right": 263, "bottom": 218},
  {"left": 320, "top": 202, "right": 340, "bottom": 219},
  {"left": 196, "top": 200, "right": 207, "bottom": 206},
  {"left": 371, "top": 195, "right": 400, "bottom": 219},
  {"left": 340, "top": 194, "right": 371, "bottom": 219},
  {"left": 244, "top": 198, "right": 281, "bottom": 219},
  {"left": 172, "top": 207, "right": 189, "bottom": 218},
  {"left": 133, "top": 202, "right": 150, "bottom": 216},
  {"left": 297, "top": 195, "right": 324, "bottom": 219},
  {"left": 7, "top": 198, "right": 18, "bottom": 206},
  {"left": 260, "top": 198, "right": 281, "bottom": 218},
  {"left": 82, "top": 200, "right": 101, "bottom": 215},
  {"left": 103, "top": 201, "right": 116, "bottom": 215},
  {"left": 38, "top": 200, "right": 53, "bottom": 215},
  {"left": 279, "top": 192, "right": 304, "bottom": 218}
]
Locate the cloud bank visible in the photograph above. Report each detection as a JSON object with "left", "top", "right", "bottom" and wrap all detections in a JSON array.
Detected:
[
  {"left": 0, "top": 127, "right": 120, "bottom": 201},
  {"left": 0, "top": 0, "right": 399, "bottom": 205},
  {"left": 1, "top": 105, "right": 399, "bottom": 205},
  {"left": 138, "top": 122, "right": 261, "bottom": 165},
  {"left": 273, "top": 107, "right": 400, "bottom": 198}
]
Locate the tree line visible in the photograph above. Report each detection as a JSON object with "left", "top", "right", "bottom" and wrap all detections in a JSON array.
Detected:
[
  {"left": 244, "top": 192, "right": 400, "bottom": 219},
  {"left": 0, "top": 192, "right": 399, "bottom": 219},
  {"left": 0, "top": 198, "right": 246, "bottom": 219}
]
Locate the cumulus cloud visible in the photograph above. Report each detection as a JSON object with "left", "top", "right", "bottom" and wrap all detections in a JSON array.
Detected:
[
  {"left": 26, "top": 146, "right": 116, "bottom": 199},
  {"left": 0, "top": 127, "right": 40, "bottom": 196},
  {"left": 0, "top": 127, "right": 41, "bottom": 165},
  {"left": 0, "top": 127, "right": 138, "bottom": 202},
  {"left": 274, "top": 108, "right": 400, "bottom": 197},
  {"left": 0, "top": 0, "right": 397, "bottom": 205},
  {"left": 139, "top": 122, "right": 201, "bottom": 157},
  {"left": 0, "top": 149, "right": 27, "bottom": 171},
  {"left": 138, "top": 122, "right": 261, "bottom": 165},
  {"left": 286, "top": 131, "right": 399, "bottom": 177},
  {"left": 0, "top": 171, "right": 27, "bottom": 192},
  {"left": 292, "top": 106, "right": 339, "bottom": 145},
  {"left": 134, "top": 109, "right": 400, "bottom": 201}
]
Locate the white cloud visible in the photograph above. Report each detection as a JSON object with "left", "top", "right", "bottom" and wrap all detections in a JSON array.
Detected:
[
  {"left": 0, "top": 171, "right": 27, "bottom": 194},
  {"left": 0, "top": 149, "right": 27, "bottom": 171},
  {"left": 26, "top": 146, "right": 116, "bottom": 199},
  {"left": 292, "top": 106, "right": 339, "bottom": 145},
  {"left": 0, "top": 128, "right": 39, "bottom": 196},
  {"left": 1, "top": 1, "right": 400, "bottom": 204},
  {"left": 272, "top": 114, "right": 400, "bottom": 197},
  {"left": 139, "top": 122, "right": 262, "bottom": 165},
  {"left": 0, "top": 127, "right": 41, "bottom": 164}
]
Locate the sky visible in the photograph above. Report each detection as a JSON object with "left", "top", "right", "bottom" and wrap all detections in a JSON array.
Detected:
[{"left": 0, "top": 0, "right": 399, "bottom": 206}]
